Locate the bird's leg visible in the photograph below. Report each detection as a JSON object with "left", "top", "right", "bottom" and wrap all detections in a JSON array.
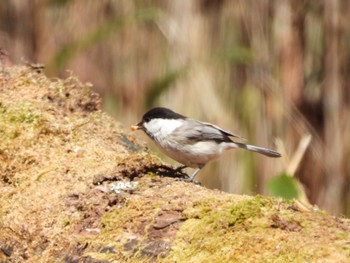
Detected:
[
  {"left": 176, "top": 166, "right": 203, "bottom": 184},
  {"left": 189, "top": 167, "right": 202, "bottom": 182}
]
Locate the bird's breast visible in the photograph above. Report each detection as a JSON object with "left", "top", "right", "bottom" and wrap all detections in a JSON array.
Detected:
[{"left": 155, "top": 139, "right": 232, "bottom": 168}]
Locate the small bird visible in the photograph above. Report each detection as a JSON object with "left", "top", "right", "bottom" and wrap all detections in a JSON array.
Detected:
[{"left": 131, "top": 107, "right": 281, "bottom": 182}]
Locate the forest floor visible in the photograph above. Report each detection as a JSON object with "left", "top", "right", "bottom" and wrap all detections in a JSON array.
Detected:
[{"left": 0, "top": 66, "right": 349, "bottom": 262}]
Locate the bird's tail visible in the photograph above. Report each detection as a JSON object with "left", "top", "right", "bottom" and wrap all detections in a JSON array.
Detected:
[{"left": 233, "top": 142, "right": 281, "bottom": 158}]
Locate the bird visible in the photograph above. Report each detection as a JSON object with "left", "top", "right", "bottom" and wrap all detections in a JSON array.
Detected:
[{"left": 131, "top": 107, "right": 281, "bottom": 183}]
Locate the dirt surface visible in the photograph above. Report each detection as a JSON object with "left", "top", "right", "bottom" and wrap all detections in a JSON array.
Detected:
[{"left": 0, "top": 66, "right": 349, "bottom": 262}]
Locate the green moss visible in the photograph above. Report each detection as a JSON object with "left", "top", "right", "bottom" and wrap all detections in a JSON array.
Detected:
[
  {"left": 62, "top": 217, "right": 71, "bottom": 227},
  {"left": 0, "top": 102, "right": 48, "bottom": 183},
  {"left": 84, "top": 194, "right": 167, "bottom": 261},
  {"left": 9, "top": 106, "right": 40, "bottom": 125},
  {"left": 87, "top": 195, "right": 350, "bottom": 262},
  {"left": 0, "top": 102, "right": 43, "bottom": 143},
  {"left": 102, "top": 205, "right": 139, "bottom": 232},
  {"left": 0, "top": 102, "right": 41, "bottom": 124},
  {"left": 163, "top": 196, "right": 349, "bottom": 262}
]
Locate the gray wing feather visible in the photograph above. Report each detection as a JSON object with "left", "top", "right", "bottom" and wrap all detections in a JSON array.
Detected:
[
  {"left": 173, "top": 119, "right": 243, "bottom": 143},
  {"left": 201, "top": 121, "right": 244, "bottom": 139}
]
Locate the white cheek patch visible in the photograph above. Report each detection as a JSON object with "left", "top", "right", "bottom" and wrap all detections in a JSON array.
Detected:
[{"left": 144, "top": 119, "right": 184, "bottom": 137}]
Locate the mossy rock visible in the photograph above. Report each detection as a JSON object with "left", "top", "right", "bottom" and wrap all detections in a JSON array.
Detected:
[{"left": 0, "top": 66, "right": 349, "bottom": 262}]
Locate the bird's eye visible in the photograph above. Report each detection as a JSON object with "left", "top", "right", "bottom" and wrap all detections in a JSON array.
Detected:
[{"left": 144, "top": 117, "right": 150, "bottom": 122}]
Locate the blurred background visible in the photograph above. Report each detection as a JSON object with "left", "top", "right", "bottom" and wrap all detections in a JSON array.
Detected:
[{"left": 0, "top": 0, "right": 349, "bottom": 216}]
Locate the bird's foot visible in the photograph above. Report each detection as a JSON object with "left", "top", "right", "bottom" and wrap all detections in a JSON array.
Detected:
[{"left": 175, "top": 177, "right": 201, "bottom": 185}]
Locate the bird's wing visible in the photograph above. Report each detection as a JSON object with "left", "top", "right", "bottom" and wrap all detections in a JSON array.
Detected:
[
  {"left": 201, "top": 121, "right": 244, "bottom": 139},
  {"left": 172, "top": 119, "right": 243, "bottom": 143}
]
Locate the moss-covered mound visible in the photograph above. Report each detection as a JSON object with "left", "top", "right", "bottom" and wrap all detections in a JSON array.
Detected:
[{"left": 0, "top": 66, "right": 349, "bottom": 262}]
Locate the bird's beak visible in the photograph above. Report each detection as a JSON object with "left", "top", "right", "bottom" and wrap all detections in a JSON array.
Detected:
[{"left": 131, "top": 124, "right": 140, "bottom": 131}]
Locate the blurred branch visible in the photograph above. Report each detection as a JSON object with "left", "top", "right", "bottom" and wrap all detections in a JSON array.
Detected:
[
  {"left": 286, "top": 134, "right": 312, "bottom": 176},
  {"left": 273, "top": 134, "right": 312, "bottom": 204}
]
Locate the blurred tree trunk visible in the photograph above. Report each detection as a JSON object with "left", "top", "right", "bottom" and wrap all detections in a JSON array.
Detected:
[
  {"left": 281, "top": 1, "right": 328, "bottom": 206},
  {"left": 245, "top": 0, "right": 274, "bottom": 194},
  {"left": 31, "top": 0, "right": 45, "bottom": 62},
  {"left": 278, "top": 0, "right": 305, "bottom": 160},
  {"left": 280, "top": 0, "right": 304, "bottom": 106},
  {"left": 322, "top": 0, "right": 343, "bottom": 214}
]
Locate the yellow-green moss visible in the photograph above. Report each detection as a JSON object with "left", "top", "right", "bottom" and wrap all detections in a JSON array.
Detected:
[
  {"left": 0, "top": 102, "right": 42, "bottom": 141},
  {"left": 80, "top": 194, "right": 349, "bottom": 262},
  {"left": 163, "top": 196, "right": 350, "bottom": 262}
]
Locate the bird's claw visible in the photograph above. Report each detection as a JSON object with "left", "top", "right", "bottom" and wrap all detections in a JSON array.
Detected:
[
  {"left": 175, "top": 177, "right": 201, "bottom": 185},
  {"left": 174, "top": 165, "right": 187, "bottom": 172}
]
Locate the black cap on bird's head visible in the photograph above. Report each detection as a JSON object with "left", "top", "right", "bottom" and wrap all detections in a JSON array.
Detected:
[{"left": 131, "top": 107, "right": 185, "bottom": 131}]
